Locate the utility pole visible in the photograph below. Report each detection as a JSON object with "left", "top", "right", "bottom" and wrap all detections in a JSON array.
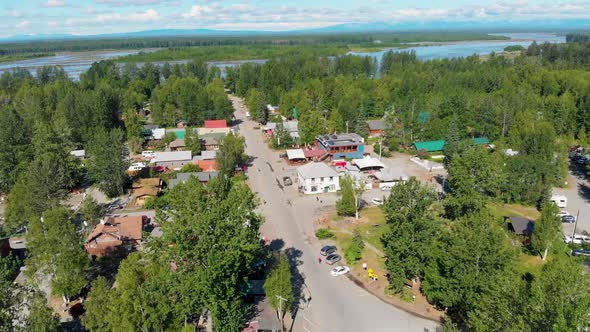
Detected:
[
  {"left": 346, "top": 121, "right": 349, "bottom": 134},
  {"left": 276, "top": 295, "right": 287, "bottom": 332},
  {"left": 572, "top": 209, "right": 581, "bottom": 238},
  {"left": 379, "top": 137, "right": 383, "bottom": 160}
]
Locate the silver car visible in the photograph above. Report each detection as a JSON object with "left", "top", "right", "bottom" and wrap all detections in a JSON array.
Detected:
[{"left": 326, "top": 254, "right": 341, "bottom": 265}]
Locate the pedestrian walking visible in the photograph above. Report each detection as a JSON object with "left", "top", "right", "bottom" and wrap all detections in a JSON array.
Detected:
[
  {"left": 318, "top": 257, "right": 322, "bottom": 264},
  {"left": 316, "top": 197, "right": 319, "bottom": 202}
]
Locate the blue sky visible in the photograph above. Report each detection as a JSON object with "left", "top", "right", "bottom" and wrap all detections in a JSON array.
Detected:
[{"left": 1, "top": 0, "right": 590, "bottom": 37}]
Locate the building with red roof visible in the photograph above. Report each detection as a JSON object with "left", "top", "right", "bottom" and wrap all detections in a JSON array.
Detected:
[{"left": 204, "top": 120, "right": 227, "bottom": 129}]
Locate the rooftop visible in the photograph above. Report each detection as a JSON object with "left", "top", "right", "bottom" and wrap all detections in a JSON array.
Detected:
[
  {"left": 86, "top": 216, "right": 143, "bottom": 244},
  {"left": 508, "top": 216, "right": 535, "bottom": 236},
  {"left": 297, "top": 162, "right": 340, "bottom": 179},
  {"left": 317, "top": 133, "right": 363, "bottom": 148},
  {"left": 168, "top": 172, "right": 219, "bottom": 189},
  {"left": 352, "top": 156, "right": 386, "bottom": 170},
  {"left": 367, "top": 120, "right": 386, "bottom": 131},
  {"left": 151, "top": 151, "right": 192, "bottom": 163},
  {"left": 204, "top": 120, "right": 227, "bottom": 129},
  {"left": 287, "top": 149, "right": 306, "bottom": 160}
]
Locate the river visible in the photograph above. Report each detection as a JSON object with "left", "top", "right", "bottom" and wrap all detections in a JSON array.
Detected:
[
  {"left": 0, "top": 33, "right": 566, "bottom": 80},
  {"left": 348, "top": 32, "right": 565, "bottom": 61}
]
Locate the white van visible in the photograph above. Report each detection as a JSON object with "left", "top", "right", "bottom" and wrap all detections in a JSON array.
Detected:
[
  {"left": 550, "top": 195, "right": 567, "bottom": 208},
  {"left": 142, "top": 151, "right": 155, "bottom": 159},
  {"left": 128, "top": 162, "right": 147, "bottom": 171}
]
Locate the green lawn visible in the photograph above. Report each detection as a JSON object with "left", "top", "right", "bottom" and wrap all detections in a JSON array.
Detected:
[{"left": 488, "top": 202, "right": 540, "bottom": 220}]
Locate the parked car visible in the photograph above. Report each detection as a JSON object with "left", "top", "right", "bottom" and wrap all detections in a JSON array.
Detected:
[
  {"left": 557, "top": 210, "right": 570, "bottom": 218},
  {"left": 330, "top": 265, "right": 350, "bottom": 276},
  {"left": 128, "top": 162, "right": 147, "bottom": 171},
  {"left": 571, "top": 249, "right": 590, "bottom": 257},
  {"left": 371, "top": 198, "right": 384, "bottom": 206},
  {"left": 562, "top": 215, "right": 576, "bottom": 223},
  {"left": 320, "top": 245, "right": 337, "bottom": 256},
  {"left": 577, "top": 157, "right": 588, "bottom": 165},
  {"left": 325, "top": 254, "right": 342, "bottom": 265},
  {"left": 283, "top": 176, "right": 293, "bottom": 186},
  {"left": 565, "top": 234, "right": 590, "bottom": 245},
  {"left": 381, "top": 186, "right": 392, "bottom": 191}
]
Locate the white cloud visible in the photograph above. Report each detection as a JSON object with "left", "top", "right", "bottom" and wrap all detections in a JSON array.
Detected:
[
  {"left": 94, "top": 0, "right": 180, "bottom": 6},
  {"left": 66, "top": 8, "right": 161, "bottom": 26},
  {"left": 41, "top": 0, "right": 66, "bottom": 7},
  {"left": 16, "top": 20, "right": 30, "bottom": 28}
]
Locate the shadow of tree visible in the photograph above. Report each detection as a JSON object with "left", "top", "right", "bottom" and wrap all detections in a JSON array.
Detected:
[
  {"left": 283, "top": 246, "right": 307, "bottom": 332},
  {"left": 578, "top": 182, "right": 590, "bottom": 204}
]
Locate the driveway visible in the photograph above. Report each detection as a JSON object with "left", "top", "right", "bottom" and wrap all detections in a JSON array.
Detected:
[
  {"left": 231, "top": 95, "right": 439, "bottom": 332},
  {"left": 554, "top": 163, "right": 590, "bottom": 236}
]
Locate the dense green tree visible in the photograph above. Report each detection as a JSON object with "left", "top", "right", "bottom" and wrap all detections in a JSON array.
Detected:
[
  {"left": 0, "top": 107, "right": 31, "bottom": 193},
  {"left": 25, "top": 293, "right": 61, "bottom": 332},
  {"left": 336, "top": 175, "right": 365, "bottom": 219},
  {"left": 216, "top": 133, "right": 246, "bottom": 175},
  {"left": 299, "top": 108, "right": 327, "bottom": 144},
  {"left": 82, "top": 277, "right": 112, "bottom": 332},
  {"left": 0, "top": 255, "right": 20, "bottom": 332},
  {"left": 184, "top": 127, "right": 201, "bottom": 155},
  {"left": 264, "top": 254, "right": 294, "bottom": 329},
  {"left": 26, "top": 207, "right": 88, "bottom": 301},
  {"left": 381, "top": 178, "right": 439, "bottom": 291},
  {"left": 345, "top": 228, "right": 365, "bottom": 264},
  {"left": 445, "top": 146, "right": 504, "bottom": 218},
  {"left": 423, "top": 210, "right": 518, "bottom": 326},
  {"left": 80, "top": 195, "right": 103, "bottom": 228},
  {"left": 525, "top": 256, "right": 590, "bottom": 331},
  {"left": 87, "top": 128, "right": 128, "bottom": 197},
  {"left": 531, "top": 203, "right": 562, "bottom": 260}
]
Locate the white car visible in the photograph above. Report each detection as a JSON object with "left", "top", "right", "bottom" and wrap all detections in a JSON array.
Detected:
[
  {"left": 371, "top": 198, "right": 384, "bottom": 206},
  {"left": 557, "top": 210, "right": 570, "bottom": 218},
  {"left": 565, "top": 234, "right": 590, "bottom": 245},
  {"left": 330, "top": 266, "right": 350, "bottom": 277}
]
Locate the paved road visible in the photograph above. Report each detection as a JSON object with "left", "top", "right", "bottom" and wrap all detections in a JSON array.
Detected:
[
  {"left": 554, "top": 163, "right": 590, "bottom": 237},
  {"left": 231, "top": 96, "right": 439, "bottom": 332}
]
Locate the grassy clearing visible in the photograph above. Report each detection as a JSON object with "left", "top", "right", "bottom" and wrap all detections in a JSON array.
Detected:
[{"left": 489, "top": 202, "right": 541, "bottom": 220}]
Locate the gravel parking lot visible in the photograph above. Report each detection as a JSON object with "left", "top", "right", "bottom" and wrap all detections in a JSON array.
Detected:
[{"left": 554, "top": 163, "right": 590, "bottom": 236}]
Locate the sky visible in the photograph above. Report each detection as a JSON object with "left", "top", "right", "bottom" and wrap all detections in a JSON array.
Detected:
[{"left": 1, "top": 0, "right": 590, "bottom": 37}]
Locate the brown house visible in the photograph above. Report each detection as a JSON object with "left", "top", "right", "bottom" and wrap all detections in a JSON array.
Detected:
[
  {"left": 169, "top": 139, "right": 186, "bottom": 151},
  {"left": 85, "top": 216, "right": 143, "bottom": 257},
  {"left": 132, "top": 178, "right": 162, "bottom": 207}
]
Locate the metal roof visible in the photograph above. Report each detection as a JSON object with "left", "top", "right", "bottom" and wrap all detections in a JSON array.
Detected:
[
  {"left": 286, "top": 149, "right": 305, "bottom": 160},
  {"left": 352, "top": 157, "right": 385, "bottom": 170},
  {"left": 316, "top": 133, "right": 363, "bottom": 148},
  {"left": 151, "top": 151, "right": 192, "bottom": 163},
  {"left": 414, "top": 140, "right": 446, "bottom": 152},
  {"left": 297, "top": 162, "right": 340, "bottom": 179}
]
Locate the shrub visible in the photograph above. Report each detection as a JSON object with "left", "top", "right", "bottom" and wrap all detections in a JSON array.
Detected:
[
  {"left": 345, "top": 228, "right": 365, "bottom": 263},
  {"left": 315, "top": 228, "right": 334, "bottom": 239}
]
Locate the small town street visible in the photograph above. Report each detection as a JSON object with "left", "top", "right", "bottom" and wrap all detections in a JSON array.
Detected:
[{"left": 230, "top": 95, "right": 440, "bottom": 332}]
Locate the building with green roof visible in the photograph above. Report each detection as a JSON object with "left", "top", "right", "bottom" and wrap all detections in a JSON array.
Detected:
[
  {"left": 414, "top": 140, "right": 446, "bottom": 152},
  {"left": 413, "top": 137, "right": 490, "bottom": 152}
]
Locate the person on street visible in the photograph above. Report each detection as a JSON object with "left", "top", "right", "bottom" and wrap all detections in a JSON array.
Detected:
[{"left": 318, "top": 257, "right": 322, "bottom": 264}]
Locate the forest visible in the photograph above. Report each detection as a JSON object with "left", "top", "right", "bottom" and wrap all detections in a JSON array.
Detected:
[
  {"left": 0, "top": 31, "right": 505, "bottom": 57},
  {"left": 1, "top": 35, "right": 590, "bottom": 330}
]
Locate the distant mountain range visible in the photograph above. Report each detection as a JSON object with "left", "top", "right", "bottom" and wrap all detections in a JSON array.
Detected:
[{"left": 2, "top": 20, "right": 589, "bottom": 43}]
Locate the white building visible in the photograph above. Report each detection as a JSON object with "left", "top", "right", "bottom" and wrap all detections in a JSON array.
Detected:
[{"left": 297, "top": 162, "right": 341, "bottom": 194}]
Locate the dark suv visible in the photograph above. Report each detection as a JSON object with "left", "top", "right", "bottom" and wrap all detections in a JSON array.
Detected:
[{"left": 320, "top": 245, "right": 337, "bottom": 256}]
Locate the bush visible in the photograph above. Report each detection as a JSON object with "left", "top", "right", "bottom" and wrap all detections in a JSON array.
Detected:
[
  {"left": 345, "top": 228, "right": 365, "bottom": 263},
  {"left": 180, "top": 163, "right": 201, "bottom": 173},
  {"left": 315, "top": 228, "right": 334, "bottom": 239},
  {"left": 345, "top": 244, "right": 362, "bottom": 263}
]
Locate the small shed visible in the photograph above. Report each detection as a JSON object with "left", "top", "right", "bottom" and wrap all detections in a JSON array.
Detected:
[
  {"left": 168, "top": 139, "right": 185, "bottom": 151},
  {"left": 507, "top": 216, "right": 535, "bottom": 237},
  {"left": 286, "top": 149, "right": 306, "bottom": 163},
  {"left": 367, "top": 120, "right": 386, "bottom": 137}
]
